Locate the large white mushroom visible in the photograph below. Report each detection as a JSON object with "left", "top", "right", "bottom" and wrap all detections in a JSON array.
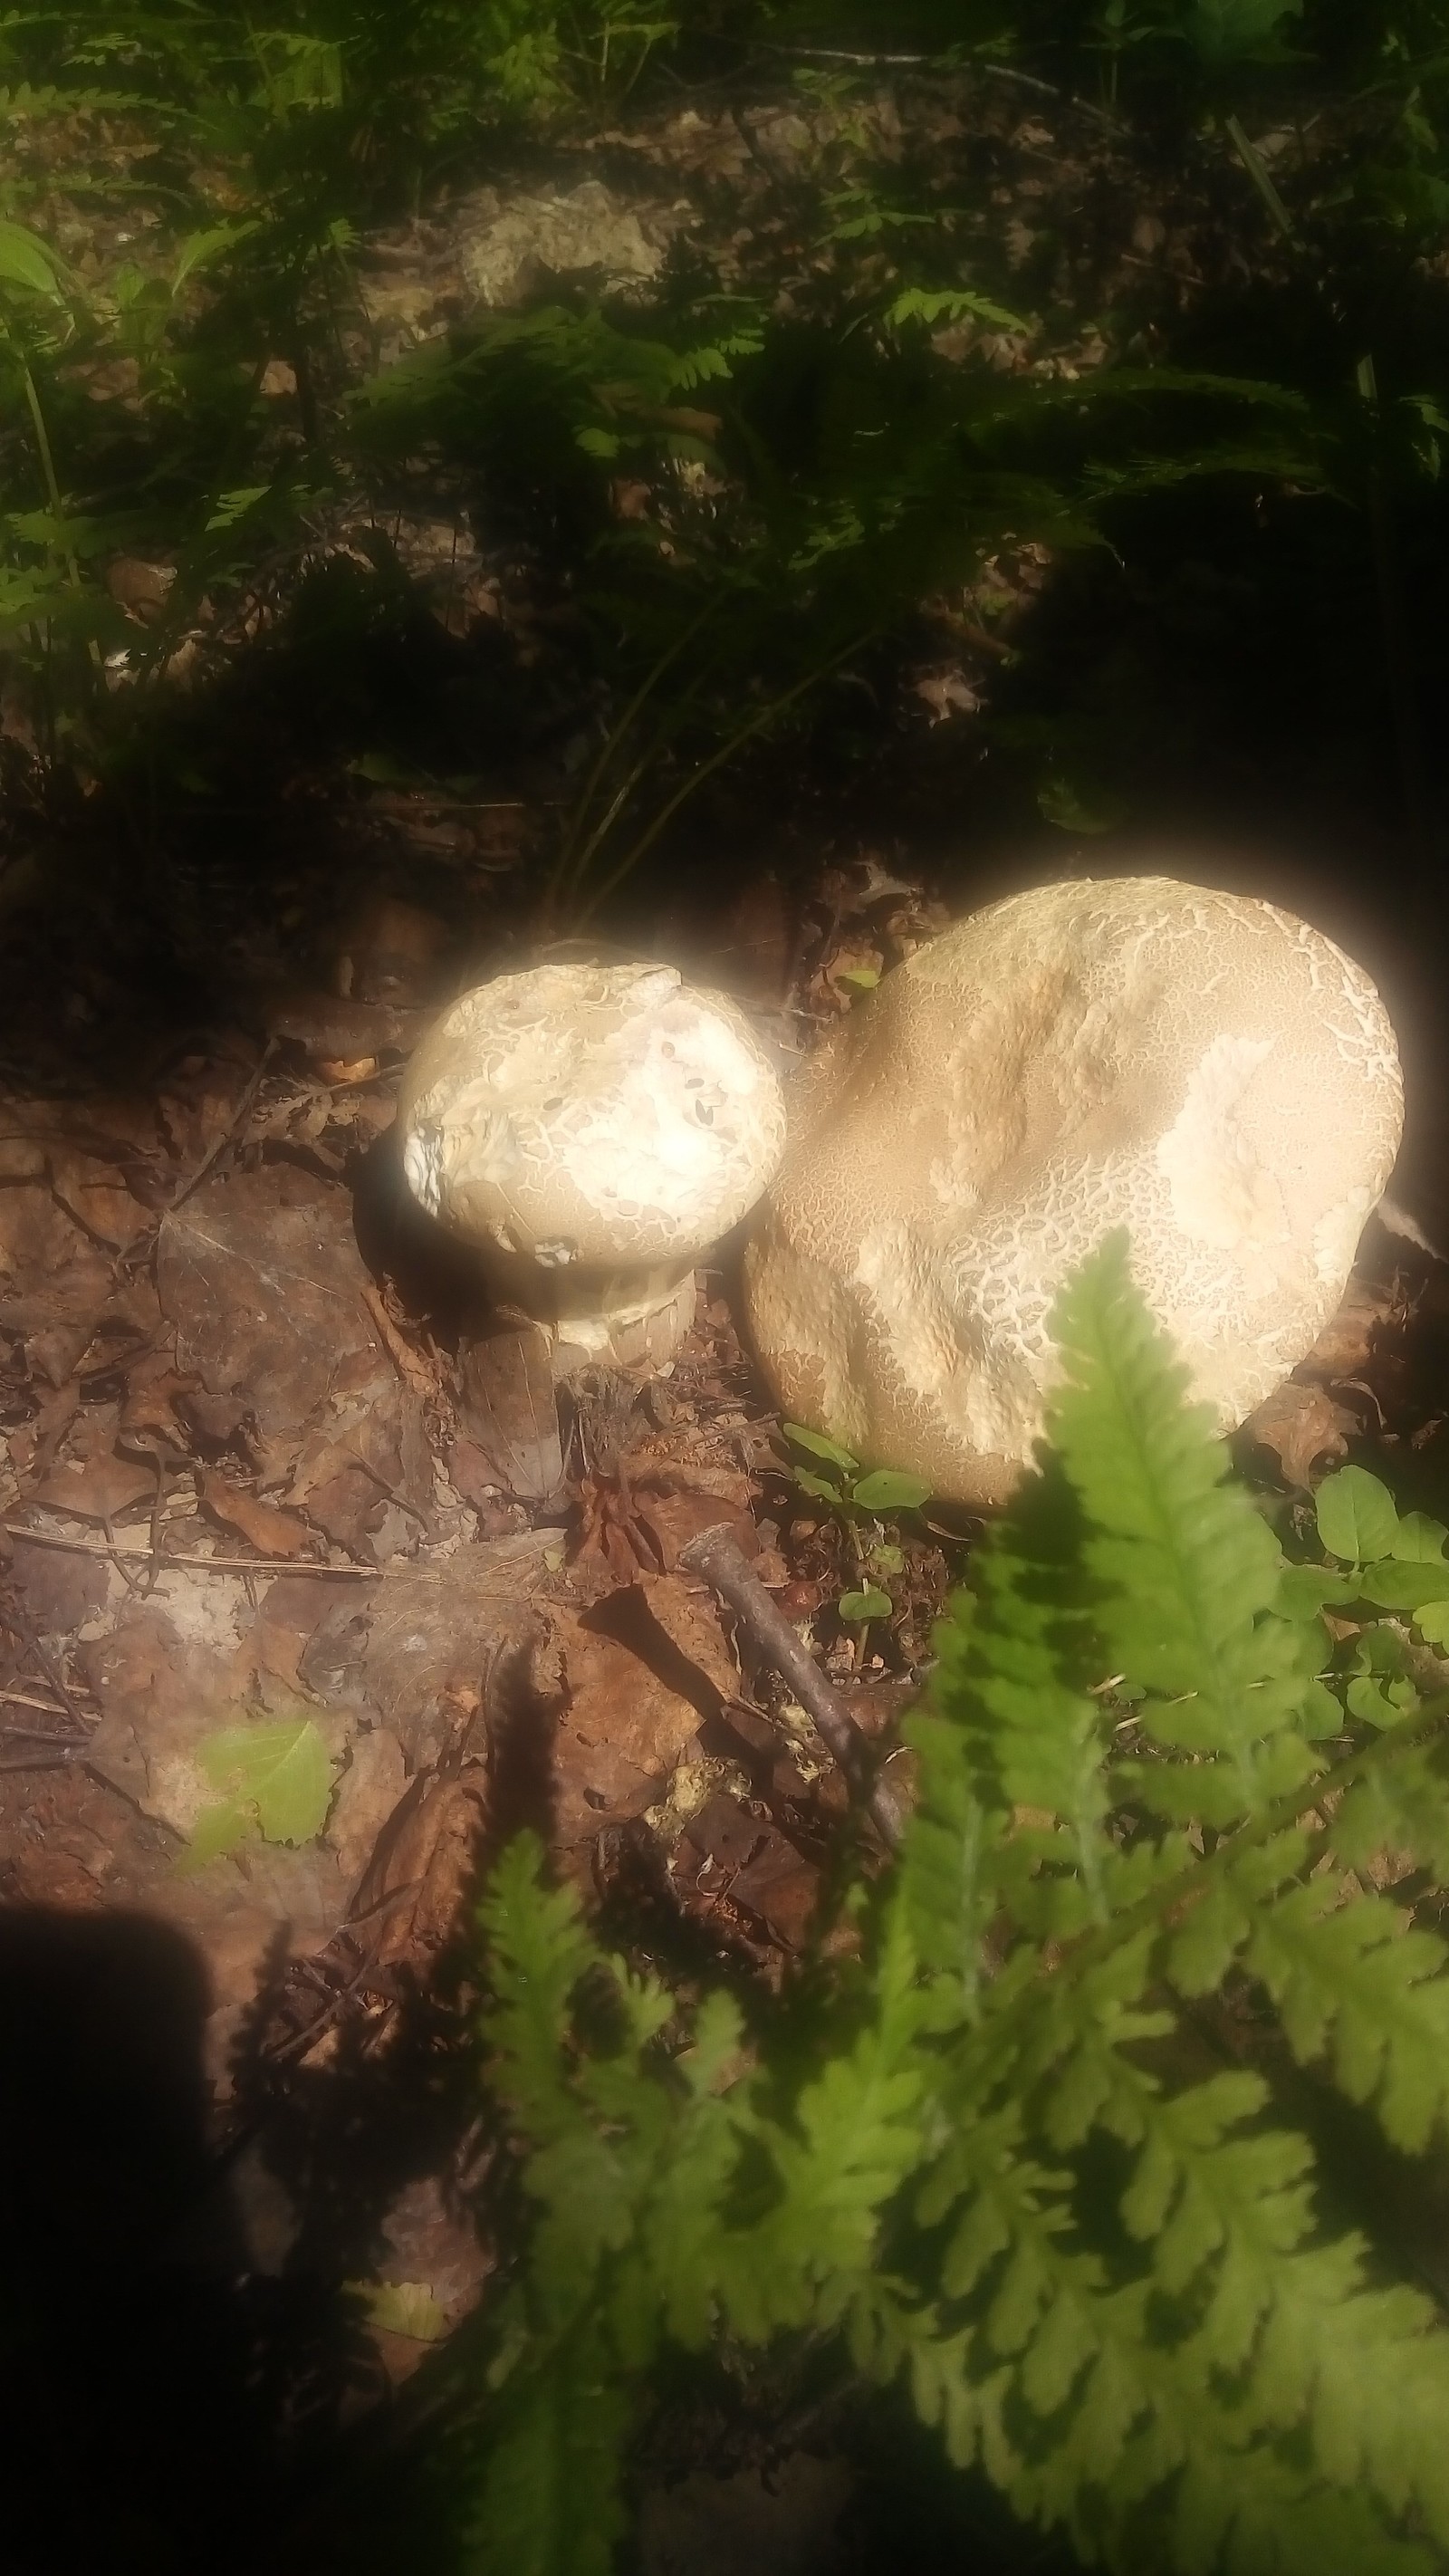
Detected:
[
  {"left": 744, "top": 875, "right": 1404, "bottom": 1505},
  {"left": 398, "top": 960, "right": 787, "bottom": 1366}
]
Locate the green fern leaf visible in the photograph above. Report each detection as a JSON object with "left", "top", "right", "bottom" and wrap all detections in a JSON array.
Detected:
[
  {"left": 1247, "top": 1881, "right": 1449, "bottom": 2151},
  {"left": 1046, "top": 1233, "right": 1320, "bottom": 1820}
]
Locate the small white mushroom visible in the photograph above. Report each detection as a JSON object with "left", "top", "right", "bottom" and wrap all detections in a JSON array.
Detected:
[
  {"left": 744, "top": 875, "right": 1404, "bottom": 1505},
  {"left": 398, "top": 960, "right": 787, "bottom": 1366}
]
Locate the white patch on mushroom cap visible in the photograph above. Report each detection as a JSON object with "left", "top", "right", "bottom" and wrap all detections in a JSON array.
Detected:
[{"left": 398, "top": 960, "right": 787, "bottom": 1268}]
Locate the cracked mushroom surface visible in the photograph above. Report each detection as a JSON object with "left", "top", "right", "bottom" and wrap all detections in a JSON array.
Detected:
[
  {"left": 398, "top": 961, "right": 787, "bottom": 1365},
  {"left": 744, "top": 875, "right": 1404, "bottom": 1505}
]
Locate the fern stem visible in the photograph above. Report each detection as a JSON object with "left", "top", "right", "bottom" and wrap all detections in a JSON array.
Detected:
[
  {"left": 556, "top": 646, "right": 722, "bottom": 915},
  {"left": 549, "top": 594, "right": 720, "bottom": 908},
  {"left": 572, "top": 627, "right": 877, "bottom": 926}
]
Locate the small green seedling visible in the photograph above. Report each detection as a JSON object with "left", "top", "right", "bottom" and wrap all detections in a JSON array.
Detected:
[
  {"left": 782, "top": 1423, "right": 931, "bottom": 1519},
  {"left": 838, "top": 1582, "right": 893, "bottom": 1625},
  {"left": 183, "top": 1714, "right": 336, "bottom": 1869}
]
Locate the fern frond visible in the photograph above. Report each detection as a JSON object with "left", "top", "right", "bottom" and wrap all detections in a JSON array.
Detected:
[
  {"left": 464, "top": 2306, "right": 634, "bottom": 2576},
  {"left": 1047, "top": 1232, "right": 1322, "bottom": 1821},
  {"left": 1247, "top": 1877, "right": 1449, "bottom": 2150}
]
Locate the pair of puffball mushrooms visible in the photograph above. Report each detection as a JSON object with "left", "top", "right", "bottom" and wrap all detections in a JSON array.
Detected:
[{"left": 398, "top": 878, "right": 1406, "bottom": 1508}]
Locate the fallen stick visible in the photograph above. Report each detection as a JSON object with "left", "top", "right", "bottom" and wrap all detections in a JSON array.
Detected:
[
  {"left": 677, "top": 1522, "right": 909, "bottom": 1849},
  {"left": 2, "top": 1523, "right": 376, "bottom": 1578}
]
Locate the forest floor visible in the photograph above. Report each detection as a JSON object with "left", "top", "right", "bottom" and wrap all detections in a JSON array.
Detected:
[{"left": 4, "top": 45, "right": 1449, "bottom": 2576}]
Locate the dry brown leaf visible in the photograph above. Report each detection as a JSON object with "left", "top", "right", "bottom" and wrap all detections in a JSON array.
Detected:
[
  {"left": 552, "top": 1586, "right": 717, "bottom": 1844},
  {"left": 80, "top": 1604, "right": 243, "bottom": 1831},
  {"left": 727, "top": 1830, "right": 821, "bottom": 1950},
  {"left": 200, "top": 1469, "right": 314, "bottom": 1559},
  {"left": 289, "top": 1361, "right": 434, "bottom": 1561},
  {"left": 157, "top": 1166, "right": 379, "bottom": 1469},
  {"left": 350, "top": 1769, "right": 489, "bottom": 1971},
  {"left": 1240, "top": 1379, "right": 1358, "bottom": 1489},
  {"left": 632, "top": 1480, "right": 750, "bottom": 1570},
  {"left": 33, "top": 1450, "right": 156, "bottom": 1523},
  {"left": 632, "top": 1571, "right": 740, "bottom": 1704},
  {"left": 300, "top": 1533, "right": 557, "bottom": 1770},
  {"left": 46, "top": 1144, "right": 154, "bottom": 1252},
  {"left": 455, "top": 1328, "right": 562, "bottom": 1503},
  {"left": 107, "top": 555, "right": 176, "bottom": 620},
  {"left": 155, "top": 1049, "right": 258, "bottom": 1170},
  {"left": 5, "top": 1526, "right": 111, "bottom": 1633},
  {"left": 253, "top": 1572, "right": 349, "bottom": 1691},
  {"left": 334, "top": 896, "right": 449, "bottom": 1007},
  {"left": 327, "top": 1726, "right": 408, "bottom": 1894}
]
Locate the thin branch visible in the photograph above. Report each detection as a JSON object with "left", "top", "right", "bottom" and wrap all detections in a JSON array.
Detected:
[{"left": 679, "top": 1522, "right": 907, "bottom": 1848}]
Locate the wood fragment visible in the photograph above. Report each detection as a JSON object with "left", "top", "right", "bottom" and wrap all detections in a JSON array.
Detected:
[{"left": 677, "top": 1523, "right": 907, "bottom": 1848}]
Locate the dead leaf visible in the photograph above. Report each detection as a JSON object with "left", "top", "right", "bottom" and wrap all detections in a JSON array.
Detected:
[
  {"left": 80, "top": 1605, "right": 246, "bottom": 1831},
  {"left": 33, "top": 1451, "right": 156, "bottom": 1523},
  {"left": 265, "top": 989, "right": 427, "bottom": 1062},
  {"left": 378, "top": 2170, "right": 489, "bottom": 2325},
  {"left": 253, "top": 1573, "right": 347, "bottom": 1691},
  {"left": 150, "top": 1841, "right": 350, "bottom": 2089},
  {"left": 327, "top": 1727, "right": 408, "bottom": 1894},
  {"left": 200, "top": 1470, "right": 314, "bottom": 1559},
  {"left": 675, "top": 1790, "right": 766, "bottom": 1875},
  {"left": 350, "top": 1769, "right": 489, "bottom": 1971},
  {"left": 107, "top": 556, "right": 176, "bottom": 620},
  {"left": 455, "top": 1329, "right": 562, "bottom": 1504},
  {"left": 157, "top": 1166, "right": 379, "bottom": 1471},
  {"left": 155, "top": 1048, "right": 259, "bottom": 1171},
  {"left": 5, "top": 1528, "right": 111, "bottom": 1634},
  {"left": 177, "top": 1386, "right": 254, "bottom": 1451},
  {"left": 46, "top": 1143, "right": 154, "bottom": 1252},
  {"left": 288, "top": 1357, "right": 434, "bottom": 1561},
  {"left": 0, "top": 1182, "right": 115, "bottom": 1358},
  {"left": 727, "top": 1830, "right": 821, "bottom": 1949},
  {"left": 6, "top": 1379, "right": 80, "bottom": 1483},
  {"left": 1239, "top": 1379, "right": 1358, "bottom": 1488},
  {"left": 300, "top": 1533, "right": 557, "bottom": 1770},
  {"left": 631, "top": 1479, "right": 751, "bottom": 1571},
  {"left": 334, "top": 895, "right": 449, "bottom": 1006},
  {"left": 552, "top": 1588, "right": 716, "bottom": 1845},
  {"left": 630, "top": 1572, "right": 740, "bottom": 1705}
]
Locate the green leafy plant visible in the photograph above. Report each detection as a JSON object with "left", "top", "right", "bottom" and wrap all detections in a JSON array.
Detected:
[
  {"left": 184, "top": 1713, "right": 336, "bottom": 1866},
  {"left": 457, "top": 1233, "right": 1449, "bottom": 2574},
  {"left": 782, "top": 1420, "right": 934, "bottom": 1518}
]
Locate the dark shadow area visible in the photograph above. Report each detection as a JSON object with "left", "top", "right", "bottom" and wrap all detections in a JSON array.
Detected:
[
  {"left": 0, "top": 1903, "right": 488, "bottom": 2576},
  {"left": 0, "top": 1907, "right": 271, "bottom": 2575}
]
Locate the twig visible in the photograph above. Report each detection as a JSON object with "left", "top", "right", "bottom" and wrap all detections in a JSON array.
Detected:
[
  {"left": 0, "top": 1687, "right": 78, "bottom": 1717},
  {"left": 677, "top": 1523, "right": 907, "bottom": 1847},
  {"left": 3, "top": 1523, "right": 376, "bottom": 1578}
]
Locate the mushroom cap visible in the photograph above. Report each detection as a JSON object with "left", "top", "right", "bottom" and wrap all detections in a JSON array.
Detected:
[
  {"left": 744, "top": 875, "right": 1403, "bottom": 1505},
  {"left": 398, "top": 961, "right": 787, "bottom": 1271}
]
